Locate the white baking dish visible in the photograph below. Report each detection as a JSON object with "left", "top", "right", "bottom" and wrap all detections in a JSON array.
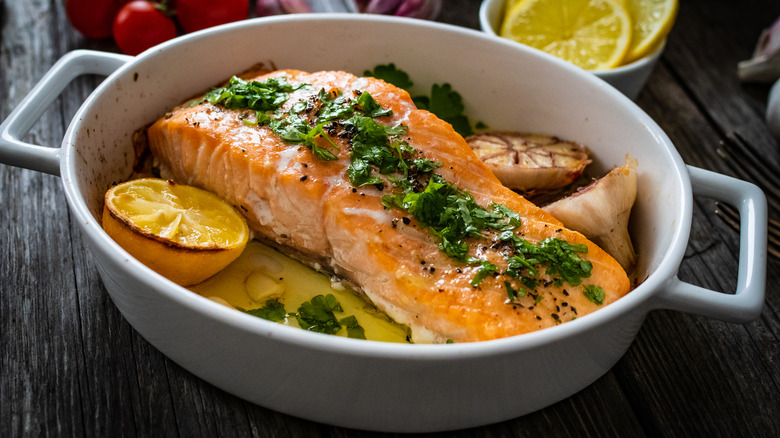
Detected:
[{"left": 0, "top": 15, "right": 767, "bottom": 433}]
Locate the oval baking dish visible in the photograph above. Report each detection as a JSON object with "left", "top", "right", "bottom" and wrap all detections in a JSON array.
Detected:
[{"left": 0, "top": 15, "right": 767, "bottom": 433}]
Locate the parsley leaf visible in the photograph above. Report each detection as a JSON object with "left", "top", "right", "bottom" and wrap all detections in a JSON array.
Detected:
[
  {"left": 344, "top": 115, "right": 408, "bottom": 186},
  {"left": 365, "top": 65, "right": 476, "bottom": 137},
  {"left": 240, "top": 299, "right": 287, "bottom": 322},
  {"left": 293, "top": 294, "right": 366, "bottom": 338},
  {"left": 471, "top": 260, "right": 498, "bottom": 287},
  {"left": 356, "top": 91, "right": 393, "bottom": 117},
  {"left": 202, "top": 76, "right": 304, "bottom": 111},
  {"left": 363, "top": 63, "right": 414, "bottom": 90},
  {"left": 538, "top": 238, "right": 592, "bottom": 286},
  {"left": 339, "top": 315, "right": 367, "bottom": 340},
  {"left": 417, "top": 83, "right": 475, "bottom": 136},
  {"left": 295, "top": 294, "right": 344, "bottom": 335},
  {"left": 583, "top": 285, "right": 605, "bottom": 305},
  {"left": 316, "top": 88, "right": 355, "bottom": 122}
]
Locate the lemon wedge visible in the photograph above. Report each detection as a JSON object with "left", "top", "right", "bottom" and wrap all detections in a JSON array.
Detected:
[
  {"left": 623, "top": 0, "right": 678, "bottom": 63},
  {"left": 102, "top": 178, "right": 249, "bottom": 286},
  {"left": 500, "top": 0, "right": 633, "bottom": 71}
]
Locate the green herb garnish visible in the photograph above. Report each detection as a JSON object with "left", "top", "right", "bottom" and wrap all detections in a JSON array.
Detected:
[
  {"left": 583, "top": 285, "right": 605, "bottom": 305},
  {"left": 364, "top": 63, "right": 477, "bottom": 137},
  {"left": 295, "top": 294, "right": 344, "bottom": 335},
  {"left": 295, "top": 294, "right": 367, "bottom": 339},
  {"left": 204, "top": 70, "right": 602, "bottom": 298},
  {"left": 241, "top": 299, "right": 287, "bottom": 322},
  {"left": 200, "top": 75, "right": 304, "bottom": 111},
  {"left": 363, "top": 63, "right": 414, "bottom": 90},
  {"left": 240, "top": 295, "right": 366, "bottom": 339}
]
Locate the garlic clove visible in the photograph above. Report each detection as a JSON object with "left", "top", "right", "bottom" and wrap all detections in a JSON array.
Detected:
[
  {"left": 768, "top": 78, "right": 780, "bottom": 141},
  {"left": 738, "top": 16, "right": 780, "bottom": 83},
  {"left": 542, "top": 155, "right": 638, "bottom": 272}
]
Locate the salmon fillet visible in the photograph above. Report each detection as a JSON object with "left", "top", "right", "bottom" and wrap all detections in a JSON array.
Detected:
[{"left": 147, "top": 69, "right": 631, "bottom": 343}]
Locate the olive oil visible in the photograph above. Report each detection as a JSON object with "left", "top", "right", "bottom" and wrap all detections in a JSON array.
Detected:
[{"left": 189, "top": 241, "right": 410, "bottom": 343}]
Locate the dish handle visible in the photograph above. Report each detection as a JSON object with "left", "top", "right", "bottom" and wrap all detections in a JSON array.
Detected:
[
  {"left": 654, "top": 166, "right": 767, "bottom": 322},
  {"left": 0, "top": 50, "right": 131, "bottom": 176}
]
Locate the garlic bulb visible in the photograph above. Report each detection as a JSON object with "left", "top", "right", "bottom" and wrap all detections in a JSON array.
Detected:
[
  {"left": 737, "top": 16, "right": 780, "bottom": 83},
  {"left": 466, "top": 132, "right": 591, "bottom": 192},
  {"left": 542, "top": 156, "right": 638, "bottom": 272}
]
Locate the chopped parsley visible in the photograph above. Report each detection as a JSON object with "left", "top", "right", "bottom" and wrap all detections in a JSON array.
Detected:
[
  {"left": 295, "top": 294, "right": 344, "bottom": 335},
  {"left": 240, "top": 294, "right": 366, "bottom": 339},
  {"left": 200, "top": 75, "right": 304, "bottom": 111},
  {"left": 203, "top": 71, "right": 602, "bottom": 302},
  {"left": 240, "top": 299, "right": 287, "bottom": 322},
  {"left": 583, "top": 285, "right": 605, "bottom": 305},
  {"left": 382, "top": 175, "right": 521, "bottom": 262}
]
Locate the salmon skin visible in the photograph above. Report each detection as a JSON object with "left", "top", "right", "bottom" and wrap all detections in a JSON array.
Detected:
[{"left": 147, "top": 69, "right": 631, "bottom": 343}]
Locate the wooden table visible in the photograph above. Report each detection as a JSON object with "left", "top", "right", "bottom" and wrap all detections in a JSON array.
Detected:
[{"left": 2, "top": 0, "right": 779, "bottom": 436}]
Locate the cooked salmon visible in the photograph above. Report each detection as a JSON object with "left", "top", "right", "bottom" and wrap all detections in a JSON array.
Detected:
[{"left": 147, "top": 69, "right": 631, "bottom": 343}]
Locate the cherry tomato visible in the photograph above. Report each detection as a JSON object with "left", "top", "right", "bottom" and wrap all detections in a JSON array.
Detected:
[
  {"left": 66, "top": 0, "right": 126, "bottom": 39},
  {"left": 176, "top": 0, "right": 249, "bottom": 34},
  {"left": 113, "top": 1, "right": 178, "bottom": 56}
]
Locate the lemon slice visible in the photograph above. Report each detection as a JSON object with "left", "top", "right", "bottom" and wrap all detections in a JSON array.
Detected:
[
  {"left": 102, "top": 178, "right": 249, "bottom": 286},
  {"left": 500, "top": 0, "right": 632, "bottom": 71},
  {"left": 623, "top": 0, "right": 678, "bottom": 63}
]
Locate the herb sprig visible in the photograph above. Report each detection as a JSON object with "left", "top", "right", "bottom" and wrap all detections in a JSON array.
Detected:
[{"left": 364, "top": 63, "right": 482, "bottom": 137}]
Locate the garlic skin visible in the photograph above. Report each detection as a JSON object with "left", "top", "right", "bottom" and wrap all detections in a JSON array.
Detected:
[
  {"left": 768, "top": 78, "right": 780, "bottom": 141},
  {"left": 542, "top": 156, "right": 638, "bottom": 273},
  {"left": 737, "top": 16, "right": 780, "bottom": 83}
]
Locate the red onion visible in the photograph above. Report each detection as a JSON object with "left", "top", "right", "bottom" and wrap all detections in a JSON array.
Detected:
[
  {"left": 256, "top": 0, "right": 312, "bottom": 16},
  {"left": 257, "top": 0, "right": 441, "bottom": 20}
]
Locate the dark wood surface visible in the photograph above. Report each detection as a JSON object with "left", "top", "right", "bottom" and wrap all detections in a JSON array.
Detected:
[{"left": 2, "top": 0, "right": 779, "bottom": 436}]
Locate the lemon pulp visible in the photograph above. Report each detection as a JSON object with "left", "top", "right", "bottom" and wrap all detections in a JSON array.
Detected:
[{"left": 500, "top": 0, "right": 633, "bottom": 70}]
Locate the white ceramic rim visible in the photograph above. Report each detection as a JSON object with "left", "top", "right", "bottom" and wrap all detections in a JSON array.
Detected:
[{"left": 60, "top": 13, "right": 691, "bottom": 360}]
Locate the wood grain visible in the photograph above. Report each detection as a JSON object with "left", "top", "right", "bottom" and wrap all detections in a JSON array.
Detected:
[{"left": 1, "top": 0, "right": 778, "bottom": 436}]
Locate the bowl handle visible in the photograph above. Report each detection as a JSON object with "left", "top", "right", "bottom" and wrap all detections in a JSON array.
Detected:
[
  {"left": 654, "top": 166, "right": 767, "bottom": 322},
  {"left": 0, "top": 50, "right": 132, "bottom": 176}
]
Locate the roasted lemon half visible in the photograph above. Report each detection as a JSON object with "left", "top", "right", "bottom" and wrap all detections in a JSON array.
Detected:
[{"left": 102, "top": 178, "right": 249, "bottom": 286}]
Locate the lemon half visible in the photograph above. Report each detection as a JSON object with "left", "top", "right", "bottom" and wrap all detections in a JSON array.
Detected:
[
  {"left": 102, "top": 178, "right": 249, "bottom": 286},
  {"left": 500, "top": 0, "right": 633, "bottom": 71}
]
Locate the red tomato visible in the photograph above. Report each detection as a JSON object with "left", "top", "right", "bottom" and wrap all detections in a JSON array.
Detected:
[
  {"left": 176, "top": 0, "right": 249, "bottom": 33},
  {"left": 66, "top": 0, "right": 125, "bottom": 39},
  {"left": 113, "top": 1, "right": 178, "bottom": 56}
]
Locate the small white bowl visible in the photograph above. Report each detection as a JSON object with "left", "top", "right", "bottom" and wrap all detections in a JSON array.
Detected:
[{"left": 479, "top": 0, "right": 664, "bottom": 99}]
